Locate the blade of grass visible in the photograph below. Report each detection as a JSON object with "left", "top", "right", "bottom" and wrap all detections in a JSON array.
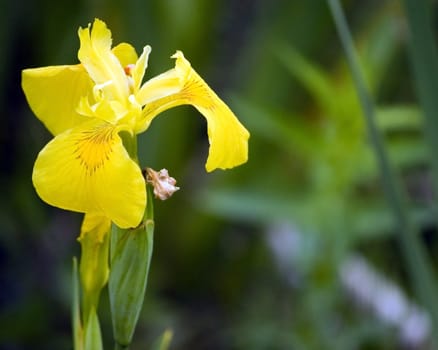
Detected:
[
  {"left": 72, "top": 257, "right": 83, "bottom": 350},
  {"left": 327, "top": 0, "right": 438, "bottom": 344},
  {"left": 401, "top": 0, "right": 438, "bottom": 196}
]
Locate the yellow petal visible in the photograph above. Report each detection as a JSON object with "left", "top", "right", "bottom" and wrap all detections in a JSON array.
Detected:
[
  {"left": 78, "top": 213, "right": 110, "bottom": 313},
  {"left": 22, "top": 65, "right": 93, "bottom": 135},
  {"left": 131, "top": 46, "right": 151, "bottom": 93},
  {"left": 136, "top": 68, "right": 182, "bottom": 108},
  {"left": 112, "top": 43, "right": 138, "bottom": 67},
  {"left": 32, "top": 119, "right": 146, "bottom": 228},
  {"left": 79, "top": 213, "right": 111, "bottom": 241},
  {"left": 78, "top": 19, "right": 129, "bottom": 102},
  {"left": 139, "top": 51, "right": 249, "bottom": 172},
  {"left": 77, "top": 92, "right": 130, "bottom": 125}
]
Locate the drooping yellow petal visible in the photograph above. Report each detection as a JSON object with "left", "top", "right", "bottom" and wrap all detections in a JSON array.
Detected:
[
  {"left": 112, "top": 43, "right": 138, "bottom": 67},
  {"left": 138, "top": 51, "right": 249, "bottom": 172},
  {"left": 32, "top": 119, "right": 146, "bottom": 228},
  {"left": 78, "top": 19, "right": 129, "bottom": 102},
  {"left": 22, "top": 65, "right": 93, "bottom": 136}
]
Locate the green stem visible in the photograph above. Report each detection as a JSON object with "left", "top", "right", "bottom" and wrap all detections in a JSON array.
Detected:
[
  {"left": 119, "top": 131, "right": 139, "bottom": 163},
  {"left": 72, "top": 258, "right": 83, "bottom": 350},
  {"left": 327, "top": 0, "right": 438, "bottom": 344}
]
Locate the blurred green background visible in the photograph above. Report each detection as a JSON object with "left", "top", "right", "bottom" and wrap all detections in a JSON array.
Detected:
[{"left": 1, "top": 0, "right": 438, "bottom": 349}]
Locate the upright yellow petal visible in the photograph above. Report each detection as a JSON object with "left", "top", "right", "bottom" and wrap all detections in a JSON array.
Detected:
[
  {"left": 139, "top": 51, "right": 249, "bottom": 172},
  {"left": 112, "top": 43, "right": 138, "bottom": 68},
  {"left": 78, "top": 19, "right": 129, "bottom": 102},
  {"left": 32, "top": 119, "right": 146, "bottom": 228},
  {"left": 131, "top": 46, "right": 151, "bottom": 93},
  {"left": 22, "top": 65, "right": 93, "bottom": 135}
]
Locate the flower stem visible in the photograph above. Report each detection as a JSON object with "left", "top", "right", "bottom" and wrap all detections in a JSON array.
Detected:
[
  {"left": 119, "top": 131, "right": 139, "bottom": 163},
  {"left": 72, "top": 258, "right": 83, "bottom": 350},
  {"left": 327, "top": 0, "right": 438, "bottom": 344}
]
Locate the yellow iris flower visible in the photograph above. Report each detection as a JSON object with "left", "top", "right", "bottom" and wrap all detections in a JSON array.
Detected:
[{"left": 22, "top": 19, "right": 249, "bottom": 229}]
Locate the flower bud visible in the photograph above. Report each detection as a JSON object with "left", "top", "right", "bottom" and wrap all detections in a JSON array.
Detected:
[
  {"left": 78, "top": 215, "right": 111, "bottom": 322},
  {"left": 108, "top": 186, "right": 154, "bottom": 347}
]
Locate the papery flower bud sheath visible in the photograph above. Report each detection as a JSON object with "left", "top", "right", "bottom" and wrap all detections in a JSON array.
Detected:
[{"left": 145, "top": 168, "right": 180, "bottom": 200}]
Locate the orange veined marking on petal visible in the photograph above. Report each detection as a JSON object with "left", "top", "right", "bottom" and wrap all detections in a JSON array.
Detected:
[
  {"left": 73, "top": 124, "right": 116, "bottom": 174},
  {"left": 180, "top": 76, "right": 215, "bottom": 112}
]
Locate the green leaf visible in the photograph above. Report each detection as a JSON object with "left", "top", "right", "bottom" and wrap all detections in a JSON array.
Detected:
[
  {"left": 276, "top": 43, "right": 334, "bottom": 112},
  {"left": 359, "top": 11, "right": 401, "bottom": 90},
  {"left": 151, "top": 329, "right": 173, "bottom": 350},
  {"left": 385, "top": 138, "right": 428, "bottom": 169},
  {"left": 199, "top": 189, "right": 302, "bottom": 224},
  {"left": 375, "top": 106, "right": 423, "bottom": 133},
  {"left": 402, "top": 0, "right": 438, "bottom": 195},
  {"left": 109, "top": 186, "right": 155, "bottom": 347},
  {"left": 232, "top": 97, "right": 321, "bottom": 156}
]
